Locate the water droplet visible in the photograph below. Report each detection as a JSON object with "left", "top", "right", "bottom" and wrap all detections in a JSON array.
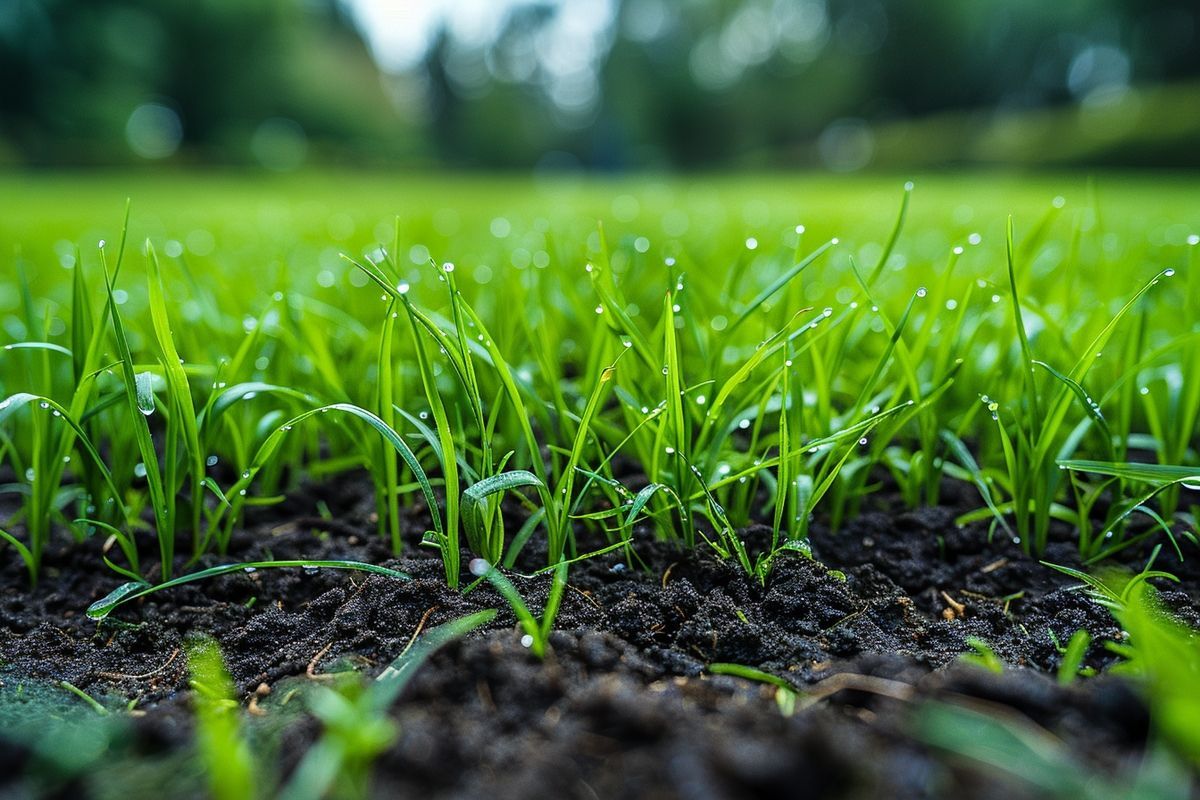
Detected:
[
  {"left": 661, "top": 366, "right": 669, "bottom": 375},
  {"left": 831, "top": 237, "right": 840, "bottom": 245},
  {"left": 916, "top": 287, "right": 927, "bottom": 298},
  {"left": 664, "top": 446, "right": 676, "bottom": 455},
  {"left": 795, "top": 224, "right": 806, "bottom": 234},
  {"left": 595, "top": 305, "right": 604, "bottom": 315},
  {"left": 134, "top": 462, "right": 147, "bottom": 478},
  {"left": 442, "top": 262, "right": 455, "bottom": 273},
  {"left": 1164, "top": 268, "right": 1176, "bottom": 277},
  {"left": 469, "top": 558, "right": 490, "bottom": 577},
  {"left": 302, "top": 565, "right": 319, "bottom": 575},
  {"left": 738, "top": 419, "right": 750, "bottom": 430},
  {"left": 745, "top": 237, "right": 758, "bottom": 250},
  {"left": 243, "top": 566, "right": 257, "bottom": 573},
  {"left": 206, "top": 455, "right": 219, "bottom": 467},
  {"left": 520, "top": 634, "right": 535, "bottom": 648}
]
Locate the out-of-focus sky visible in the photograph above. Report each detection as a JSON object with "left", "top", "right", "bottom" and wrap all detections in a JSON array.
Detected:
[{"left": 350, "top": 0, "right": 549, "bottom": 73}]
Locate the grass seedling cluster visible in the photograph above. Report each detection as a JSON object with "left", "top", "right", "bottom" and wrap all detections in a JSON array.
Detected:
[{"left": 0, "top": 175, "right": 1197, "bottom": 592}]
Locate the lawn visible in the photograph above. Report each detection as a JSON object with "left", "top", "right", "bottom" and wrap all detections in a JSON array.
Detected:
[{"left": 0, "top": 170, "right": 1198, "bottom": 798}]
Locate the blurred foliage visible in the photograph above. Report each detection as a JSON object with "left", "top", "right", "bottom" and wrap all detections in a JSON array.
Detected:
[
  {"left": 1, "top": 0, "right": 1198, "bottom": 168},
  {"left": 0, "top": 0, "right": 419, "bottom": 165}
]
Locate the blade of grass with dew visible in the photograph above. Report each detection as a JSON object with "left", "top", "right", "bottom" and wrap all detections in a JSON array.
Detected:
[{"left": 87, "top": 559, "right": 409, "bottom": 620}]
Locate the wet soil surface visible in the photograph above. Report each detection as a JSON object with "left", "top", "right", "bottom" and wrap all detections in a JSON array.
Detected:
[{"left": 0, "top": 474, "right": 1197, "bottom": 798}]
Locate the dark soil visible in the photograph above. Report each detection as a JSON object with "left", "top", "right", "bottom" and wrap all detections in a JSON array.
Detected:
[{"left": 0, "top": 473, "right": 1197, "bottom": 799}]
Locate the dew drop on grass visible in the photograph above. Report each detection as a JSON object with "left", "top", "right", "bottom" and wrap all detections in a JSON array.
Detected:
[
  {"left": 468, "top": 558, "right": 490, "bottom": 577},
  {"left": 520, "top": 634, "right": 535, "bottom": 648},
  {"left": 953, "top": 246, "right": 964, "bottom": 255},
  {"left": 738, "top": 419, "right": 750, "bottom": 430},
  {"left": 745, "top": 237, "right": 758, "bottom": 250},
  {"left": 916, "top": 287, "right": 927, "bottom": 298},
  {"left": 134, "top": 462, "right": 147, "bottom": 478},
  {"left": 25, "top": 468, "right": 35, "bottom": 481},
  {"left": 419, "top": 411, "right": 429, "bottom": 420},
  {"left": 302, "top": 565, "right": 319, "bottom": 576},
  {"left": 243, "top": 566, "right": 256, "bottom": 573},
  {"left": 238, "top": 489, "right": 247, "bottom": 496},
  {"left": 206, "top": 455, "right": 219, "bottom": 467},
  {"left": 1164, "top": 268, "right": 1176, "bottom": 277},
  {"left": 595, "top": 305, "right": 604, "bottom": 315},
  {"left": 795, "top": 224, "right": 805, "bottom": 234},
  {"left": 661, "top": 366, "right": 669, "bottom": 375},
  {"left": 442, "top": 262, "right": 455, "bottom": 273},
  {"left": 397, "top": 282, "right": 410, "bottom": 294},
  {"left": 242, "top": 471, "right": 251, "bottom": 479},
  {"left": 831, "top": 237, "right": 840, "bottom": 245},
  {"left": 945, "top": 299, "right": 958, "bottom": 310}
]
